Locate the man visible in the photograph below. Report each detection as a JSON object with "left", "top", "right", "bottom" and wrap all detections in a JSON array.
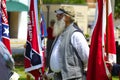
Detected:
[
  {"left": 53, "top": 8, "right": 65, "bottom": 37},
  {"left": 46, "top": 8, "right": 65, "bottom": 71},
  {"left": 49, "top": 6, "right": 89, "bottom": 80},
  {"left": 47, "top": 19, "right": 55, "bottom": 55},
  {"left": 0, "top": 41, "right": 19, "bottom": 80},
  {"left": 43, "top": 8, "right": 65, "bottom": 80}
]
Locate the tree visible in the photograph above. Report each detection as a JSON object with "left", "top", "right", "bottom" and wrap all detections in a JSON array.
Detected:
[
  {"left": 43, "top": 0, "right": 85, "bottom": 4},
  {"left": 114, "top": 0, "right": 120, "bottom": 19}
]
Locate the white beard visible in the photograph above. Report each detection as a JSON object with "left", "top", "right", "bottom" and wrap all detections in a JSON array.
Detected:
[{"left": 53, "top": 19, "right": 65, "bottom": 37}]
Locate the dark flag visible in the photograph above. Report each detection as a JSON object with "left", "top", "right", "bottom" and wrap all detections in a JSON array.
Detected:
[{"left": 24, "top": 0, "right": 43, "bottom": 79}]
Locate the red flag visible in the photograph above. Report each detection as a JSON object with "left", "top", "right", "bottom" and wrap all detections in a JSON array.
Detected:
[
  {"left": 1, "top": 0, "right": 11, "bottom": 54},
  {"left": 87, "top": 0, "right": 116, "bottom": 80},
  {"left": 24, "top": 0, "right": 43, "bottom": 79},
  {"left": 104, "top": 0, "right": 116, "bottom": 63}
]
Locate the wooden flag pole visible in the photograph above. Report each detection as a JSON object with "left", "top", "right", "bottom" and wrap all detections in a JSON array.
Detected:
[
  {"left": 37, "top": 0, "right": 42, "bottom": 79},
  {"left": 106, "top": 0, "right": 112, "bottom": 80},
  {"left": 106, "top": 0, "right": 108, "bottom": 57},
  {"left": 38, "top": 0, "right": 41, "bottom": 22}
]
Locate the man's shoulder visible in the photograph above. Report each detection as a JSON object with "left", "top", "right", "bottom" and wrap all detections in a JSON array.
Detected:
[{"left": 73, "top": 23, "right": 83, "bottom": 33}]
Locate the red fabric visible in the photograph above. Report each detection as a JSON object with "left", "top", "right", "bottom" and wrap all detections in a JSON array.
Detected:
[
  {"left": 87, "top": 0, "right": 109, "bottom": 80},
  {"left": 105, "top": 13, "right": 116, "bottom": 54},
  {"left": 2, "top": 38, "right": 11, "bottom": 54},
  {"left": 87, "top": 0, "right": 116, "bottom": 80},
  {"left": 105, "top": 1, "right": 116, "bottom": 79},
  {"left": 30, "top": 70, "right": 41, "bottom": 80},
  {"left": 40, "top": 51, "right": 45, "bottom": 75},
  {"left": 47, "top": 27, "right": 55, "bottom": 40},
  {"left": 29, "top": 1, "right": 39, "bottom": 52}
]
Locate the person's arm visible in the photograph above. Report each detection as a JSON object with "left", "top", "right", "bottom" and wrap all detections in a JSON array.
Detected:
[{"left": 71, "top": 32, "right": 89, "bottom": 70}]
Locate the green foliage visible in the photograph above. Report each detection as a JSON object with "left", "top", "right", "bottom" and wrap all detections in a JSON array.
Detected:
[
  {"left": 13, "top": 54, "right": 119, "bottom": 80},
  {"left": 15, "top": 65, "right": 119, "bottom": 80},
  {"left": 85, "top": 34, "right": 90, "bottom": 41},
  {"left": 112, "top": 76, "right": 119, "bottom": 80},
  {"left": 43, "top": 0, "right": 85, "bottom": 4},
  {"left": 115, "top": 0, "right": 120, "bottom": 19},
  {"left": 85, "top": 34, "right": 90, "bottom": 38},
  {"left": 15, "top": 66, "right": 34, "bottom": 80}
]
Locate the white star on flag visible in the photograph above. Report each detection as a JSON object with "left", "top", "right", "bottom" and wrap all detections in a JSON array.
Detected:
[{"left": 4, "top": 27, "right": 9, "bottom": 36}]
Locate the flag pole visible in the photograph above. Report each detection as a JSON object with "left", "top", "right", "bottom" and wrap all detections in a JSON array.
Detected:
[
  {"left": 106, "top": 0, "right": 108, "bottom": 57},
  {"left": 38, "top": 0, "right": 41, "bottom": 22},
  {"left": 38, "top": 0, "right": 46, "bottom": 79},
  {"left": 106, "top": 0, "right": 112, "bottom": 79},
  {"left": 37, "top": 0, "right": 42, "bottom": 79}
]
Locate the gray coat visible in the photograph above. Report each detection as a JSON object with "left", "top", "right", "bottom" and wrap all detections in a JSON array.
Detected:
[
  {"left": 0, "top": 41, "right": 14, "bottom": 80},
  {"left": 58, "top": 24, "right": 84, "bottom": 80}
]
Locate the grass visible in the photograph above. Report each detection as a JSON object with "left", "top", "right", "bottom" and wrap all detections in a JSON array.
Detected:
[
  {"left": 13, "top": 54, "right": 34, "bottom": 80},
  {"left": 14, "top": 66, "right": 34, "bottom": 80},
  {"left": 113, "top": 76, "right": 119, "bottom": 80},
  {"left": 14, "top": 65, "right": 119, "bottom": 80},
  {"left": 13, "top": 54, "right": 119, "bottom": 80}
]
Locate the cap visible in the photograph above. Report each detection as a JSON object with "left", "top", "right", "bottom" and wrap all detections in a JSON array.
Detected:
[
  {"left": 55, "top": 9, "right": 64, "bottom": 14},
  {"left": 60, "top": 6, "right": 75, "bottom": 18}
]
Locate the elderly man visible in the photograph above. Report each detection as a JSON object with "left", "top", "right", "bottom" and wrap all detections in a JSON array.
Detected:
[
  {"left": 49, "top": 6, "right": 89, "bottom": 80},
  {"left": 53, "top": 8, "right": 65, "bottom": 37},
  {"left": 0, "top": 41, "right": 19, "bottom": 80},
  {"left": 46, "top": 8, "right": 65, "bottom": 71}
]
